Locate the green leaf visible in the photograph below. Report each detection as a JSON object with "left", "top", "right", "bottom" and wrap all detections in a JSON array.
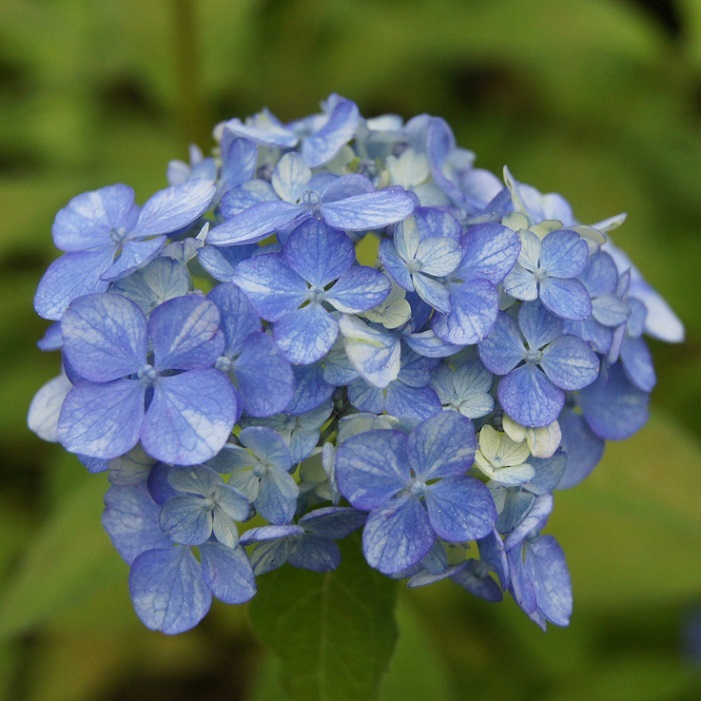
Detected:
[
  {"left": 0, "top": 471, "right": 125, "bottom": 639},
  {"left": 249, "top": 535, "right": 399, "bottom": 701}
]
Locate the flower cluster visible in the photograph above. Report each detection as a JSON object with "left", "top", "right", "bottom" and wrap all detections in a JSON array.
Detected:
[{"left": 28, "top": 95, "right": 683, "bottom": 634}]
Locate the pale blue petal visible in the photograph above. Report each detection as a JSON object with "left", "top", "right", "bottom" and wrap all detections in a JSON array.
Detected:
[
  {"left": 283, "top": 219, "right": 355, "bottom": 286},
  {"left": 525, "top": 535, "right": 572, "bottom": 626},
  {"left": 507, "top": 547, "right": 537, "bottom": 615},
  {"left": 592, "top": 294, "right": 630, "bottom": 327},
  {"left": 52, "top": 184, "right": 137, "bottom": 251},
  {"left": 168, "top": 463, "right": 221, "bottom": 495},
  {"left": 219, "top": 135, "right": 258, "bottom": 192},
  {"left": 150, "top": 296, "right": 224, "bottom": 371},
  {"left": 502, "top": 263, "right": 538, "bottom": 301},
  {"left": 208, "top": 200, "right": 303, "bottom": 245},
  {"left": 129, "top": 547, "right": 211, "bottom": 634},
  {"left": 540, "top": 277, "right": 592, "bottom": 321},
  {"left": 362, "top": 495, "right": 434, "bottom": 575},
  {"left": 620, "top": 336, "right": 656, "bottom": 392},
  {"left": 231, "top": 252, "right": 308, "bottom": 321},
  {"left": 246, "top": 538, "right": 295, "bottom": 575},
  {"left": 257, "top": 465, "right": 299, "bottom": 524},
  {"left": 540, "top": 335, "right": 600, "bottom": 390},
  {"left": 218, "top": 180, "right": 277, "bottom": 218},
  {"left": 498, "top": 365, "right": 564, "bottom": 428},
  {"left": 111, "top": 258, "right": 191, "bottom": 314},
  {"left": 321, "top": 187, "right": 415, "bottom": 231},
  {"left": 404, "top": 330, "right": 463, "bottom": 359},
  {"left": 326, "top": 267, "right": 391, "bottom": 314},
  {"left": 28, "top": 373, "right": 72, "bottom": 442},
  {"left": 34, "top": 249, "right": 113, "bottom": 320},
  {"left": 414, "top": 207, "right": 462, "bottom": 242},
  {"left": 425, "top": 476, "right": 496, "bottom": 541},
  {"left": 207, "top": 282, "right": 261, "bottom": 355},
  {"left": 477, "top": 311, "right": 525, "bottom": 375},
  {"left": 432, "top": 279, "right": 499, "bottom": 345},
  {"left": 142, "top": 370, "right": 237, "bottom": 465},
  {"left": 102, "top": 483, "right": 172, "bottom": 564},
  {"left": 274, "top": 305, "right": 338, "bottom": 365},
  {"left": 335, "top": 429, "right": 410, "bottom": 510},
  {"left": 101, "top": 237, "right": 165, "bottom": 281},
  {"left": 223, "top": 113, "right": 297, "bottom": 147},
  {"left": 396, "top": 348, "right": 439, "bottom": 387},
  {"left": 302, "top": 98, "right": 359, "bottom": 167},
  {"left": 407, "top": 412, "right": 476, "bottom": 480},
  {"left": 197, "top": 243, "right": 257, "bottom": 282},
  {"left": 320, "top": 173, "right": 374, "bottom": 201},
  {"left": 581, "top": 251, "right": 619, "bottom": 296},
  {"left": 416, "top": 237, "right": 462, "bottom": 277},
  {"left": 271, "top": 152, "right": 312, "bottom": 202},
  {"left": 238, "top": 426, "right": 293, "bottom": 473},
  {"left": 379, "top": 239, "right": 414, "bottom": 291},
  {"left": 199, "top": 543, "right": 256, "bottom": 604},
  {"left": 412, "top": 273, "right": 451, "bottom": 313},
  {"left": 539, "top": 229, "right": 588, "bottom": 278},
  {"left": 457, "top": 223, "right": 521, "bottom": 283},
  {"left": 160, "top": 495, "right": 213, "bottom": 545},
  {"left": 130, "top": 180, "right": 215, "bottom": 238},
  {"left": 58, "top": 379, "right": 144, "bottom": 458}
]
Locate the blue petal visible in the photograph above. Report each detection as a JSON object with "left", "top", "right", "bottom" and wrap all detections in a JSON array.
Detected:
[
  {"left": 335, "top": 429, "right": 410, "bottom": 510},
  {"left": 477, "top": 311, "right": 525, "bottom": 375},
  {"left": 199, "top": 543, "right": 256, "bottom": 604},
  {"left": 142, "top": 370, "right": 237, "bottom": 465},
  {"left": 362, "top": 495, "right": 434, "bottom": 575},
  {"left": 285, "top": 363, "right": 335, "bottom": 415},
  {"left": 407, "top": 412, "right": 476, "bottom": 480},
  {"left": 432, "top": 279, "right": 499, "bottom": 345},
  {"left": 416, "top": 237, "right": 462, "bottom": 277},
  {"left": 412, "top": 273, "right": 451, "bottom": 313},
  {"left": 219, "top": 136, "right": 258, "bottom": 192},
  {"left": 339, "top": 315, "right": 401, "bottom": 388},
  {"left": 592, "top": 294, "right": 630, "bottom": 327},
  {"left": 518, "top": 300, "right": 563, "bottom": 350},
  {"left": 224, "top": 113, "right": 297, "bottom": 147},
  {"left": 504, "top": 494, "right": 553, "bottom": 551},
  {"left": 58, "top": 379, "right": 144, "bottom": 458},
  {"left": 321, "top": 187, "right": 415, "bottom": 231},
  {"left": 111, "top": 258, "right": 191, "bottom": 314},
  {"left": 150, "top": 296, "right": 224, "bottom": 371},
  {"left": 238, "top": 426, "right": 293, "bottom": 473},
  {"left": 288, "top": 535, "right": 341, "bottom": 572},
  {"left": 102, "top": 483, "right": 172, "bottom": 564},
  {"left": 197, "top": 243, "right": 257, "bottom": 282},
  {"left": 507, "top": 547, "right": 537, "bottom": 616},
  {"left": 299, "top": 506, "right": 367, "bottom": 539},
  {"left": 218, "top": 180, "right": 277, "bottom": 218},
  {"left": 451, "top": 561, "right": 504, "bottom": 602},
  {"left": 404, "top": 330, "right": 463, "bottom": 359},
  {"left": 231, "top": 252, "right": 308, "bottom": 321},
  {"left": 525, "top": 535, "right": 572, "bottom": 626},
  {"left": 540, "top": 277, "right": 592, "bottom": 321},
  {"left": 502, "top": 263, "right": 538, "bottom": 301},
  {"left": 498, "top": 365, "right": 564, "bottom": 428},
  {"left": 539, "top": 229, "right": 588, "bottom": 278},
  {"left": 101, "top": 237, "right": 166, "bottom": 281},
  {"left": 379, "top": 238, "right": 415, "bottom": 291},
  {"left": 284, "top": 219, "right": 355, "bottom": 286},
  {"left": 302, "top": 98, "right": 359, "bottom": 167},
  {"left": 207, "top": 283, "right": 261, "bottom": 355},
  {"left": 425, "top": 476, "right": 496, "bottom": 541},
  {"left": 620, "top": 336, "right": 656, "bottom": 392},
  {"left": 247, "top": 538, "right": 295, "bottom": 575},
  {"left": 578, "top": 362, "right": 649, "bottom": 440},
  {"left": 581, "top": 251, "right": 619, "bottom": 297},
  {"left": 326, "top": 267, "right": 391, "bottom": 314},
  {"left": 387, "top": 383, "right": 442, "bottom": 421},
  {"left": 256, "top": 464, "right": 299, "bottom": 524},
  {"left": 130, "top": 180, "right": 215, "bottom": 238},
  {"left": 208, "top": 200, "right": 303, "bottom": 245},
  {"left": 129, "top": 547, "right": 211, "bottom": 634},
  {"left": 160, "top": 494, "right": 213, "bottom": 545},
  {"left": 271, "top": 152, "right": 312, "bottom": 202},
  {"left": 557, "top": 410, "right": 605, "bottom": 489},
  {"left": 34, "top": 249, "right": 113, "bottom": 320},
  {"left": 457, "top": 223, "right": 521, "bottom": 283},
  {"left": 540, "top": 335, "right": 599, "bottom": 391},
  {"left": 52, "top": 184, "right": 137, "bottom": 251},
  {"left": 274, "top": 305, "right": 338, "bottom": 365}
]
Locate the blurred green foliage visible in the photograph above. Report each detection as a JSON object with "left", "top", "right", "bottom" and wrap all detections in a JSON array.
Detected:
[{"left": 1, "top": 0, "right": 700, "bottom": 699}]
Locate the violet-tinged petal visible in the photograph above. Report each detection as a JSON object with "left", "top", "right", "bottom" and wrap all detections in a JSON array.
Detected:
[
  {"left": 102, "top": 483, "right": 172, "bottom": 564},
  {"left": 578, "top": 362, "right": 649, "bottom": 440},
  {"left": 452, "top": 561, "right": 504, "bottom": 602},
  {"left": 197, "top": 243, "right": 257, "bottom": 282},
  {"left": 101, "top": 237, "right": 166, "bottom": 281},
  {"left": 150, "top": 296, "right": 224, "bottom": 371},
  {"left": 129, "top": 547, "right": 211, "bottom": 634},
  {"left": 231, "top": 252, "right": 308, "bottom": 321},
  {"left": 284, "top": 219, "right": 355, "bottom": 286},
  {"left": 303, "top": 98, "right": 359, "bottom": 167},
  {"left": 425, "top": 476, "right": 496, "bottom": 541},
  {"left": 288, "top": 535, "right": 341, "bottom": 572},
  {"left": 412, "top": 273, "right": 451, "bottom": 313},
  {"left": 320, "top": 187, "right": 415, "bottom": 231},
  {"left": 477, "top": 311, "right": 525, "bottom": 375},
  {"left": 142, "top": 370, "right": 236, "bottom": 465},
  {"left": 34, "top": 249, "right": 114, "bottom": 320},
  {"left": 220, "top": 136, "right": 258, "bottom": 192},
  {"left": 219, "top": 180, "right": 278, "bottom": 218},
  {"left": 207, "top": 282, "right": 261, "bottom": 355},
  {"left": 28, "top": 373, "right": 72, "bottom": 442},
  {"left": 539, "top": 229, "right": 588, "bottom": 278},
  {"left": 200, "top": 542, "right": 256, "bottom": 604},
  {"left": 326, "top": 267, "right": 391, "bottom": 314},
  {"left": 620, "top": 336, "right": 656, "bottom": 392},
  {"left": 405, "top": 330, "right": 463, "bottom": 359},
  {"left": 37, "top": 322, "right": 62, "bottom": 351},
  {"left": 525, "top": 535, "right": 572, "bottom": 626},
  {"left": 130, "top": 180, "right": 215, "bottom": 238},
  {"left": 540, "top": 276, "right": 592, "bottom": 321},
  {"left": 386, "top": 383, "right": 442, "bottom": 421},
  {"left": 498, "top": 364, "right": 564, "bottom": 428},
  {"left": 208, "top": 200, "right": 303, "bottom": 246},
  {"left": 518, "top": 301, "right": 563, "bottom": 350},
  {"left": 407, "top": 412, "right": 476, "bottom": 480},
  {"left": 557, "top": 410, "right": 605, "bottom": 489},
  {"left": 61, "top": 293, "right": 146, "bottom": 382},
  {"left": 273, "top": 305, "right": 338, "bottom": 365},
  {"left": 363, "top": 495, "right": 435, "bottom": 575},
  {"left": 58, "top": 379, "right": 144, "bottom": 458},
  {"left": 508, "top": 547, "right": 537, "bottom": 615},
  {"left": 299, "top": 506, "right": 367, "bottom": 539},
  {"left": 285, "top": 363, "right": 335, "bottom": 415},
  {"left": 433, "top": 279, "right": 499, "bottom": 346},
  {"left": 504, "top": 494, "right": 553, "bottom": 551},
  {"left": 540, "top": 335, "right": 600, "bottom": 391},
  {"left": 458, "top": 223, "right": 521, "bottom": 282},
  {"left": 160, "top": 495, "right": 213, "bottom": 546},
  {"left": 335, "top": 429, "right": 409, "bottom": 510}
]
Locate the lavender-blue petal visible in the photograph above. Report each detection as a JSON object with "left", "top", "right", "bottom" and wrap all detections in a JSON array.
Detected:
[
  {"left": 129, "top": 547, "right": 211, "bottom": 634},
  {"left": 58, "top": 379, "right": 144, "bottom": 458},
  {"left": 231, "top": 252, "right": 308, "bottom": 321},
  {"left": 407, "top": 412, "right": 476, "bottom": 480},
  {"left": 34, "top": 249, "right": 113, "bottom": 320},
  {"left": 218, "top": 180, "right": 277, "bottom": 218},
  {"left": 412, "top": 273, "right": 451, "bottom": 313},
  {"left": 458, "top": 223, "right": 521, "bottom": 283},
  {"left": 288, "top": 535, "right": 341, "bottom": 572},
  {"left": 525, "top": 535, "right": 572, "bottom": 626},
  {"left": 540, "top": 276, "right": 592, "bottom": 321},
  {"left": 540, "top": 335, "right": 600, "bottom": 391},
  {"left": 499, "top": 365, "right": 564, "bottom": 428},
  {"left": 142, "top": 370, "right": 236, "bottom": 465},
  {"left": 433, "top": 279, "right": 499, "bottom": 345},
  {"left": 335, "top": 429, "right": 410, "bottom": 510},
  {"left": 256, "top": 466, "right": 299, "bottom": 525},
  {"left": 299, "top": 506, "right": 367, "bottom": 539},
  {"left": 28, "top": 373, "right": 72, "bottom": 442},
  {"left": 620, "top": 336, "right": 656, "bottom": 392},
  {"left": 101, "top": 237, "right": 166, "bottom": 282},
  {"left": 518, "top": 301, "right": 563, "bottom": 350},
  {"left": 248, "top": 538, "right": 294, "bottom": 575},
  {"left": 208, "top": 200, "right": 303, "bottom": 245},
  {"left": 102, "top": 483, "right": 172, "bottom": 564},
  {"left": 160, "top": 495, "right": 213, "bottom": 545},
  {"left": 379, "top": 239, "right": 414, "bottom": 291},
  {"left": 302, "top": 98, "right": 359, "bottom": 167},
  {"left": 504, "top": 494, "right": 553, "bottom": 551},
  {"left": 557, "top": 410, "right": 605, "bottom": 489},
  {"left": 404, "top": 330, "right": 463, "bottom": 358},
  {"left": 274, "top": 305, "right": 338, "bottom": 365},
  {"left": 578, "top": 362, "right": 649, "bottom": 440},
  {"left": 130, "top": 180, "right": 215, "bottom": 238},
  {"left": 503, "top": 263, "right": 539, "bottom": 302},
  {"left": 321, "top": 187, "right": 415, "bottom": 231},
  {"left": 539, "top": 229, "right": 588, "bottom": 278},
  {"left": 507, "top": 547, "right": 537, "bottom": 615},
  {"left": 387, "top": 383, "right": 442, "bottom": 421},
  {"left": 285, "top": 363, "right": 335, "bottom": 415},
  {"left": 207, "top": 283, "right": 261, "bottom": 355},
  {"left": 199, "top": 542, "right": 256, "bottom": 604},
  {"left": 363, "top": 495, "right": 435, "bottom": 575},
  {"left": 220, "top": 136, "right": 258, "bottom": 192},
  {"left": 452, "top": 562, "right": 503, "bottom": 602},
  {"left": 425, "top": 476, "right": 496, "bottom": 541},
  {"left": 284, "top": 219, "right": 355, "bottom": 286},
  {"left": 416, "top": 237, "right": 462, "bottom": 277},
  {"left": 197, "top": 243, "right": 257, "bottom": 282},
  {"left": 111, "top": 258, "right": 191, "bottom": 314},
  {"left": 326, "top": 267, "right": 391, "bottom": 314},
  {"left": 477, "top": 311, "right": 525, "bottom": 375},
  {"left": 238, "top": 426, "right": 293, "bottom": 473}
]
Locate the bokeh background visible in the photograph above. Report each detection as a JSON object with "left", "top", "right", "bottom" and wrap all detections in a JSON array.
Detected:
[{"left": 1, "top": 0, "right": 700, "bottom": 699}]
